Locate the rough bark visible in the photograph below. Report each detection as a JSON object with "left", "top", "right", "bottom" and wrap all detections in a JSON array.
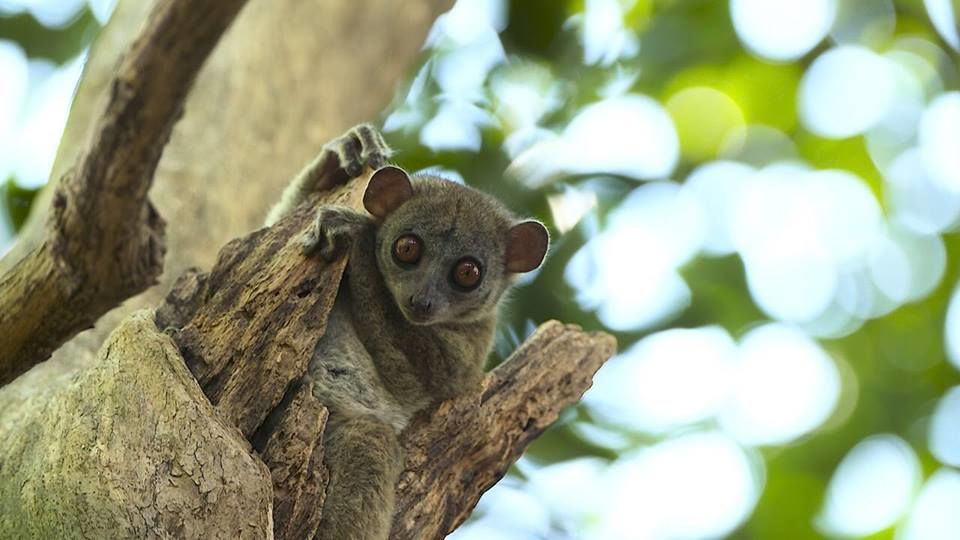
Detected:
[
  {"left": 259, "top": 384, "right": 330, "bottom": 540},
  {"left": 0, "top": 311, "right": 274, "bottom": 539},
  {"left": 0, "top": 0, "right": 248, "bottom": 384}
]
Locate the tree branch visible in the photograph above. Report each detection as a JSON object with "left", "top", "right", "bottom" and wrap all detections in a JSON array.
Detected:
[
  {"left": 0, "top": 0, "right": 249, "bottom": 384},
  {"left": 391, "top": 321, "right": 616, "bottom": 538}
]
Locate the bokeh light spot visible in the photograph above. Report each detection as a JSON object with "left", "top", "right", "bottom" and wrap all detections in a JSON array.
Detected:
[
  {"left": 526, "top": 457, "right": 608, "bottom": 532},
  {"left": 719, "top": 324, "right": 840, "bottom": 445},
  {"left": 744, "top": 249, "right": 837, "bottom": 323},
  {"left": 578, "top": 0, "right": 640, "bottom": 65},
  {"left": 14, "top": 54, "right": 86, "bottom": 188},
  {"left": 885, "top": 147, "right": 960, "bottom": 234},
  {"left": 929, "top": 387, "right": 960, "bottom": 467},
  {"left": 817, "top": 435, "right": 920, "bottom": 537},
  {"left": 723, "top": 56, "right": 801, "bottom": 132},
  {"left": 461, "top": 482, "right": 549, "bottom": 539},
  {"left": 565, "top": 181, "right": 701, "bottom": 331},
  {"left": 490, "top": 61, "right": 561, "bottom": 134},
  {"left": 831, "top": 0, "right": 896, "bottom": 48},
  {"left": 584, "top": 326, "right": 737, "bottom": 434},
  {"left": 509, "top": 95, "right": 679, "bottom": 187},
  {"left": 943, "top": 281, "right": 960, "bottom": 372},
  {"left": 899, "top": 469, "right": 960, "bottom": 540},
  {"left": 666, "top": 86, "right": 745, "bottom": 162},
  {"left": 868, "top": 225, "right": 946, "bottom": 305},
  {"left": 799, "top": 45, "right": 896, "bottom": 138},
  {"left": 731, "top": 0, "right": 835, "bottom": 61},
  {"left": 88, "top": 0, "right": 118, "bottom": 24},
  {"left": 547, "top": 185, "right": 597, "bottom": 234},
  {"left": 0, "top": 0, "right": 86, "bottom": 27},
  {"left": 591, "top": 432, "right": 762, "bottom": 540},
  {"left": 420, "top": 100, "right": 493, "bottom": 152},
  {"left": 0, "top": 40, "right": 28, "bottom": 183},
  {"left": 682, "top": 160, "right": 753, "bottom": 256},
  {"left": 924, "top": 0, "right": 960, "bottom": 51},
  {"left": 730, "top": 164, "right": 882, "bottom": 323},
  {"left": 918, "top": 92, "right": 960, "bottom": 192},
  {"left": 720, "top": 125, "right": 799, "bottom": 166}
]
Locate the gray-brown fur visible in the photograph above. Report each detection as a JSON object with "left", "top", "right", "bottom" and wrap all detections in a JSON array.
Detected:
[{"left": 267, "top": 125, "right": 549, "bottom": 540}]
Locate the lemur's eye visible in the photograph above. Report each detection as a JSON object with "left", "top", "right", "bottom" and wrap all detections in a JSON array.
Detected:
[
  {"left": 451, "top": 258, "right": 482, "bottom": 290},
  {"left": 393, "top": 234, "right": 422, "bottom": 265}
]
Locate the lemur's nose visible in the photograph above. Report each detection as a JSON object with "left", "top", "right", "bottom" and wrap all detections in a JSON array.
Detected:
[{"left": 408, "top": 296, "right": 432, "bottom": 316}]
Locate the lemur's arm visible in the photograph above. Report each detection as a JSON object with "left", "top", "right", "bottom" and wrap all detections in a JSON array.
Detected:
[{"left": 264, "top": 123, "right": 391, "bottom": 225}]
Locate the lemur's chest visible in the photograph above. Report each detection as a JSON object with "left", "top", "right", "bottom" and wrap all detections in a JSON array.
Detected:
[{"left": 307, "top": 289, "right": 428, "bottom": 432}]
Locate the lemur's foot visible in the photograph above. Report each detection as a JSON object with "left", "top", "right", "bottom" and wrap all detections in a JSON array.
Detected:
[
  {"left": 324, "top": 123, "right": 392, "bottom": 179},
  {"left": 300, "top": 206, "right": 370, "bottom": 261}
]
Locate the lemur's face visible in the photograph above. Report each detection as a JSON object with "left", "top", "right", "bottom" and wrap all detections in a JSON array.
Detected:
[
  {"left": 376, "top": 186, "right": 511, "bottom": 326},
  {"left": 365, "top": 168, "right": 550, "bottom": 326}
]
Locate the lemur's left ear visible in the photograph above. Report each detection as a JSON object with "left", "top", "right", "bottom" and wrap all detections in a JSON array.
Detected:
[
  {"left": 505, "top": 220, "right": 549, "bottom": 273},
  {"left": 364, "top": 166, "right": 413, "bottom": 219}
]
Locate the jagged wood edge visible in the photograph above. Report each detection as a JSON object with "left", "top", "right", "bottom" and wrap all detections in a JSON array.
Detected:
[
  {"left": 391, "top": 322, "right": 616, "bottom": 539},
  {"left": 0, "top": 0, "right": 248, "bottom": 383}
]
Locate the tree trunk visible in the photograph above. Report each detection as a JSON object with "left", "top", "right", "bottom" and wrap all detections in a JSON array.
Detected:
[{"left": 0, "top": 1, "right": 617, "bottom": 538}]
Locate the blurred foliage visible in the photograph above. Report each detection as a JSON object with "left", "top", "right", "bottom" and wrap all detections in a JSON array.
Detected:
[
  {"left": 3, "top": 177, "right": 38, "bottom": 229},
  {"left": 3, "top": 0, "right": 960, "bottom": 538},
  {"left": 0, "top": 6, "right": 99, "bottom": 231},
  {"left": 0, "top": 9, "right": 98, "bottom": 63}
]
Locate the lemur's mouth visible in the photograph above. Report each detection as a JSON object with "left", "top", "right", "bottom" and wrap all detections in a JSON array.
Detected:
[{"left": 400, "top": 307, "right": 433, "bottom": 326}]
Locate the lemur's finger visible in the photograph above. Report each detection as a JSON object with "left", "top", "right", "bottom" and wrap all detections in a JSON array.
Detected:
[
  {"left": 337, "top": 133, "right": 364, "bottom": 178},
  {"left": 354, "top": 124, "right": 392, "bottom": 170},
  {"left": 299, "top": 227, "right": 321, "bottom": 255}
]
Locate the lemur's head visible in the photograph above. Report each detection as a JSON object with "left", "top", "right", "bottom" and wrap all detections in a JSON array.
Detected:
[{"left": 363, "top": 166, "right": 549, "bottom": 326}]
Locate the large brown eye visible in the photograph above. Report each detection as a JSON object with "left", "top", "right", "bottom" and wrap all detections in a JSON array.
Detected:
[
  {"left": 451, "top": 258, "right": 482, "bottom": 290},
  {"left": 393, "top": 234, "right": 422, "bottom": 265}
]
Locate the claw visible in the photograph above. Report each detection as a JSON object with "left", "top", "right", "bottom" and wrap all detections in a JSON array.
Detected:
[
  {"left": 344, "top": 160, "right": 363, "bottom": 177},
  {"left": 366, "top": 152, "right": 388, "bottom": 170},
  {"left": 300, "top": 228, "right": 321, "bottom": 255}
]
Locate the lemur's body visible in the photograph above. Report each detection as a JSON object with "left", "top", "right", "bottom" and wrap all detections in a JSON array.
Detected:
[{"left": 267, "top": 125, "right": 548, "bottom": 540}]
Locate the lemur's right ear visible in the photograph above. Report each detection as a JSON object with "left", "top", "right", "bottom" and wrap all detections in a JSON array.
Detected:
[
  {"left": 364, "top": 166, "right": 413, "bottom": 219},
  {"left": 505, "top": 220, "right": 549, "bottom": 273}
]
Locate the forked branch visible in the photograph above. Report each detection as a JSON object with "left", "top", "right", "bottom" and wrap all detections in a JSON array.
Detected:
[{"left": 0, "top": 0, "right": 249, "bottom": 384}]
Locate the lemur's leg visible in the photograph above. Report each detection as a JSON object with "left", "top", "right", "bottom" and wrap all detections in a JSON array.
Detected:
[{"left": 315, "top": 414, "right": 402, "bottom": 540}]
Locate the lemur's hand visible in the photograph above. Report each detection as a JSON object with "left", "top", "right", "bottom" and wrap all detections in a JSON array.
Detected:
[
  {"left": 300, "top": 205, "right": 371, "bottom": 261},
  {"left": 264, "top": 124, "right": 392, "bottom": 226},
  {"left": 325, "top": 123, "right": 391, "bottom": 179}
]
